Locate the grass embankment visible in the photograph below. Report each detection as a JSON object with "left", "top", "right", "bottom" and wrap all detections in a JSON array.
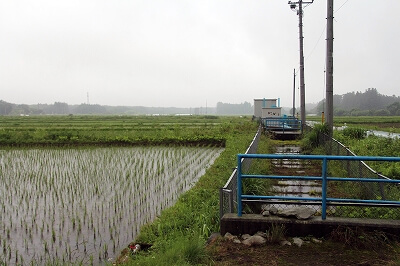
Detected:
[
  {"left": 0, "top": 115, "right": 259, "bottom": 264},
  {"left": 323, "top": 123, "right": 400, "bottom": 180},
  {"left": 301, "top": 123, "right": 400, "bottom": 219},
  {"left": 307, "top": 115, "right": 400, "bottom": 133},
  {"left": 210, "top": 128, "right": 400, "bottom": 265},
  {"left": 115, "top": 118, "right": 259, "bottom": 265},
  {"left": 0, "top": 115, "right": 229, "bottom": 147}
]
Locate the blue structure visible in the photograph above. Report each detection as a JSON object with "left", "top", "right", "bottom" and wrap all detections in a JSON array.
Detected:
[
  {"left": 262, "top": 115, "right": 302, "bottom": 132},
  {"left": 237, "top": 154, "right": 400, "bottom": 220}
]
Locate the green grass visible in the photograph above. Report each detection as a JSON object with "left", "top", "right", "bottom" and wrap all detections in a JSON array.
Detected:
[
  {"left": 307, "top": 115, "right": 400, "bottom": 133},
  {"left": 303, "top": 122, "right": 400, "bottom": 219},
  {"left": 0, "top": 115, "right": 258, "bottom": 264},
  {"left": 129, "top": 233, "right": 208, "bottom": 266},
  {"left": 115, "top": 117, "right": 259, "bottom": 264},
  {"left": 0, "top": 115, "right": 245, "bottom": 147}
]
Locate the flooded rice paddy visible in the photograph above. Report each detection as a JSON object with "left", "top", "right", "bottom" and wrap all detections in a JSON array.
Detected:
[{"left": 0, "top": 146, "right": 223, "bottom": 265}]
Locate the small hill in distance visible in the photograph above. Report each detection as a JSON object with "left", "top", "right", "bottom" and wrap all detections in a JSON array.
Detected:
[{"left": 1, "top": 88, "right": 399, "bottom": 116}]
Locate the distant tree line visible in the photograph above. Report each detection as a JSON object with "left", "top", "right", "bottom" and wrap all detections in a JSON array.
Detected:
[
  {"left": 0, "top": 101, "right": 220, "bottom": 115},
  {"left": 216, "top": 101, "right": 252, "bottom": 115},
  {"left": 312, "top": 88, "right": 400, "bottom": 116}
]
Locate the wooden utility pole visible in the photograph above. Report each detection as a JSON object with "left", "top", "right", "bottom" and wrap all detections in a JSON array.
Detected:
[
  {"left": 292, "top": 68, "right": 296, "bottom": 117},
  {"left": 288, "top": 0, "right": 313, "bottom": 132},
  {"left": 298, "top": 0, "right": 305, "bottom": 132},
  {"left": 325, "top": 0, "right": 334, "bottom": 134}
]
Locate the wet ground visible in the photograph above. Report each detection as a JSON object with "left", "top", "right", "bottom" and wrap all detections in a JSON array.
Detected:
[{"left": 270, "top": 145, "right": 322, "bottom": 199}]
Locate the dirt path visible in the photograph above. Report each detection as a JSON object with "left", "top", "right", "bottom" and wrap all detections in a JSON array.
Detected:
[{"left": 207, "top": 237, "right": 400, "bottom": 265}]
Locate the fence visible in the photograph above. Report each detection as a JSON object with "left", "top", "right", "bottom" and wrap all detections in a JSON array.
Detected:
[
  {"left": 262, "top": 116, "right": 302, "bottom": 132},
  {"left": 237, "top": 154, "right": 400, "bottom": 220},
  {"left": 219, "top": 125, "right": 262, "bottom": 219},
  {"left": 220, "top": 124, "right": 400, "bottom": 220}
]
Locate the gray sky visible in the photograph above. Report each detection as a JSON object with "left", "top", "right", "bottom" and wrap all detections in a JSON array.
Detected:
[{"left": 1, "top": 0, "right": 399, "bottom": 108}]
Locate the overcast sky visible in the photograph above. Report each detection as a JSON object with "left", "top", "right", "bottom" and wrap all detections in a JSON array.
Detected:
[{"left": 1, "top": 0, "right": 399, "bottom": 108}]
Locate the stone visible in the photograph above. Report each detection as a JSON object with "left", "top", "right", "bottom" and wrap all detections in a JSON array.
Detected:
[
  {"left": 280, "top": 240, "right": 292, "bottom": 246},
  {"left": 293, "top": 237, "right": 303, "bottom": 247},
  {"left": 311, "top": 238, "right": 322, "bottom": 244},
  {"left": 262, "top": 210, "right": 270, "bottom": 216},
  {"left": 241, "top": 234, "right": 251, "bottom": 240},
  {"left": 255, "top": 231, "right": 268, "bottom": 238},
  {"left": 242, "top": 235, "right": 267, "bottom": 246},
  {"left": 269, "top": 207, "right": 278, "bottom": 215},
  {"left": 261, "top": 205, "right": 278, "bottom": 215},
  {"left": 224, "top": 232, "right": 235, "bottom": 241},
  {"left": 233, "top": 238, "right": 242, "bottom": 244},
  {"left": 207, "top": 232, "right": 221, "bottom": 244},
  {"left": 225, "top": 232, "right": 240, "bottom": 243},
  {"left": 277, "top": 207, "right": 316, "bottom": 220}
]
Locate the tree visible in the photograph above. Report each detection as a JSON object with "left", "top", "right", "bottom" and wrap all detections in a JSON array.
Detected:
[
  {"left": 216, "top": 102, "right": 252, "bottom": 115},
  {"left": 0, "top": 100, "right": 13, "bottom": 115},
  {"left": 387, "top": 102, "right": 400, "bottom": 116},
  {"left": 53, "top": 102, "right": 69, "bottom": 114}
]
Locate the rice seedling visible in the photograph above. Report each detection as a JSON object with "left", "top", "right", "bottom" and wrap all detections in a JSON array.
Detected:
[{"left": 0, "top": 146, "right": 222, "bottom": 264}]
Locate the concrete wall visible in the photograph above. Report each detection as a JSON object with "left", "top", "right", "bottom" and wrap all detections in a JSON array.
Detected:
[
  {"left": 262, "top": 107, "right": 281, "bottom": 118},
  {"left": 254, "top": 99, "right": 277, "bottom": 118}
]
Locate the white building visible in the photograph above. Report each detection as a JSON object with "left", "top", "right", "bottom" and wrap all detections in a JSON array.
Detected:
[{"left": 254, "top": 98, "right": 281, "bottom": 119}]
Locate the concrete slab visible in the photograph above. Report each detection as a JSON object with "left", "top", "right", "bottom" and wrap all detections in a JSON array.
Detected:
[
  {"left": 269, "top": 131, "right": 301, "bottom": 140},
  {"left": 221, "top": 213, "right": 400, "bottom": 238}
]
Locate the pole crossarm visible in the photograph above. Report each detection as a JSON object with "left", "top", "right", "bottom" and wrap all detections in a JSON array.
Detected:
[{"left": 288, "top": 0, "right": 314, "bottom": 4}]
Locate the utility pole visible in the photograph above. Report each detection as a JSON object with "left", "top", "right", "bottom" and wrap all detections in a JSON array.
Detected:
[
  {"left": 325, "top": 0, "right": 334, "bottom": 135},
  {"left": 288, "top": 0, "right": 313, "bottom": 132},
  {"left": 292, "top": 68, "right": 296, "bottom": 117}
]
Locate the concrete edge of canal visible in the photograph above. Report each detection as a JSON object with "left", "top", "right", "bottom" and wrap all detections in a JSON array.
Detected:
[{"left": 221, "top": 213, "right": 400, "bottom": 238}]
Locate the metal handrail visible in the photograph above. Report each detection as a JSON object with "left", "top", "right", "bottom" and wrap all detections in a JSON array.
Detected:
[
  {"left": 237, "top": 154, "right": 400, "bottom": 220},
  {"left": 262, "top": 117, "right": 302, "bottom": 132},
  {"left": 219, "top": 125, "right": 262, "bottom": 219}
]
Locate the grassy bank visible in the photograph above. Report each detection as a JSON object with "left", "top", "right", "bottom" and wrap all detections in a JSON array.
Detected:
[
  {"left": 301, "top": 124, "right": 400, "bottom": 220},
  {"left": 0, "top": 115, "right": 258, "bottom": 264},
  {"left": 0, "top": 115, "right": 230, "bottom": 147},
  {"left": 307, "top": 115, "right": 400, "bottom": 133},
  {"left": 117, "top": 119, "right": 259, "bottom": 265}
]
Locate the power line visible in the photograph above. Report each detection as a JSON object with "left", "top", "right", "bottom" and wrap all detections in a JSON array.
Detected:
[
  {"left": 334, "top": 0, "right": 351, "bottom": 14},
  {"left": 305, "top": 24, "right": 327, "bottom": 62}
]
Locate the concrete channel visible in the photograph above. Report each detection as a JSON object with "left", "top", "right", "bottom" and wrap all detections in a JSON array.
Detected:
[
  {"left": 221, "top": 143, "right": 400, "bottom": 237},
  {"left": 271, "top": 145, "right": 322, "bottom": 199}
]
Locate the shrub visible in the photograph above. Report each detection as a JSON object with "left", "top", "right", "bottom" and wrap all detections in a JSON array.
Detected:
[
  {"left": 342, "top": 127, "right": 366, "bottom": 139},
  {"left": 301, "top": 123, "right": 330, "bottom": 152}
]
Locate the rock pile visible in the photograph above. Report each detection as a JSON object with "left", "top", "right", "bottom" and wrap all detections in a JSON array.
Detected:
[
  {"left": 222, "top": 232, "right": 323, "bottom": 248},
  {"left": 261, "top": 205, "right": 316, "bottom": 220}
]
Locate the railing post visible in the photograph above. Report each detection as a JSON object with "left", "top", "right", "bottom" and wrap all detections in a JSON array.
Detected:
[
  {"left": 228, "top": 190, "right": 234, "bottom": 213},
  {"left": 219, "top": 188, "right": 223, "bottom": 219},
  {"left": 237, "top": 155, "right": 243, "bottom": 217},
  {"left": 321, "top": 158, "right": 328, "bottom": 220},
  {"left": 337, "top": 141, "right": 340, "bottom": 155},
  {"left": 346, "top": 149, "right": 350, "bottom": 177}
]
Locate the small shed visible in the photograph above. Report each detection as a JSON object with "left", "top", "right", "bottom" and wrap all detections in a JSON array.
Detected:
[{"left": 254, "top": 98, "right": 281, "bottom": 119}]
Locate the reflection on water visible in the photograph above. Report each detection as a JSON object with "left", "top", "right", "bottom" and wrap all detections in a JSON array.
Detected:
[{"left": 269, "top": 145, "right": 322, "bottom": 211}]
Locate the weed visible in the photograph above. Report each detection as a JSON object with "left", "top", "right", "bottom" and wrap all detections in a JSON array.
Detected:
[
  {"left": 329, "top": 226, "right": 390, "bottom": 250},
  {"left": 266, "top": 223, "right": 286, "bottom": 244}
]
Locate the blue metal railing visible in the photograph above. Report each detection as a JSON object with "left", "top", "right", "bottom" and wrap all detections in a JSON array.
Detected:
[
  {"left": 262, "top": 116, "right": 302, "bottom": 132},
  {"left": 237, "top": 154, "right": 400, "bottom": 220}
]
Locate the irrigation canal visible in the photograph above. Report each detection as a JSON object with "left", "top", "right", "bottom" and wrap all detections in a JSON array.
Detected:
[
  {"left": 270, "top": 145, "right": 321, "bottom": 200},
  {"left": 221, "top": 141, "right": 400, "bottom": 237}
]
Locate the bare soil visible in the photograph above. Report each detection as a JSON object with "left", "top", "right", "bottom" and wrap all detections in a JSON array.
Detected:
[{"left": 207, "top": 237, "right": 400, "bottom": 266}]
